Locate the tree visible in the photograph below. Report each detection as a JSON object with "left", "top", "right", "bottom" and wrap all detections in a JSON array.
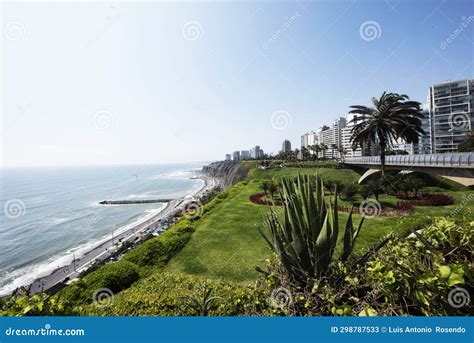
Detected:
[
  {"left": 331, "top": 144, "right": 338, "bottom": 159},
  {"left": 268, "top": 181, "right": 279, "bottom": 198},
  {"left": 293, "top": 149, "right": 300, "bottom": 161},
  {"left": 367, "top": 180, "right": 384, "bottom": 201},
  {"left": 313, "top": 144, "right": 321, "bottom": 160},
  {"left": 301, "top": 146, "right": 311, "bottom": 161},
  {"left": 337, "top": 147, "right": 348, "bottom": 162},
  {"left": 359, "top": 185, "right": 372, "bottom": 200},
  {"left": 403, "top": 175, "right": 424, "bottom": 198},
  {"left": 320, "top": 143, "right": 328, "bottom": 159},
  {"left": 260, "top": 180, "right": 270, "bottom": 195},
  {"left": 349, "top": 92, "right": 425, "bottom": 176},
  {"left": 341, "top": 183, "right": 358, "bottom": 201}
]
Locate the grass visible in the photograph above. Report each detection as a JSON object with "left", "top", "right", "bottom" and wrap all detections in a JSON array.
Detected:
[
  {"left": 55, "top": 164, "right": 472, "bottom": 312},
  {"left": 166, "top": 181, "right": 270, "bottom": 283},
  {"left": 166, "top": 166, "right": 473, "bottom": 284}
]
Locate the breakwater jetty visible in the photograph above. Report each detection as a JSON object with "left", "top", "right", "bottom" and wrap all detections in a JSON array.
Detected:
[{"left": 99, "top": 199, "right": 174, "bottom": 205}]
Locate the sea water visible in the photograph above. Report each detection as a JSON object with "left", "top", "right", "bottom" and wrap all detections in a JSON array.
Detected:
[{"left": 0, "top": 163, "right": 206, "bottom": 295}]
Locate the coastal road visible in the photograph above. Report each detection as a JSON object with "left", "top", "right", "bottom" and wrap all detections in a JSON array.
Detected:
[{"left": 26, "top": 174, "right": 218, "bottom": 296}]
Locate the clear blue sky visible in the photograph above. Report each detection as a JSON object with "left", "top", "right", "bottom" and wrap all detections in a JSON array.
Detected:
[{"left": 2, "top": 0, "right": 473, "bottom": 166}]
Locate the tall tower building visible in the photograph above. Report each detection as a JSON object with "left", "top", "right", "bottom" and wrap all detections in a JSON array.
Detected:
[
  {"left": 282, "top": 139, "right": 291, "bottom": 152},
  {"left": 428, "top": 79, "right": 473, "bottom": 153}
]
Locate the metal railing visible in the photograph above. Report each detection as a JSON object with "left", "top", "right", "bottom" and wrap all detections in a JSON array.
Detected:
[{"left": 344, "top": 152, "right": 474, "bottom": 169}]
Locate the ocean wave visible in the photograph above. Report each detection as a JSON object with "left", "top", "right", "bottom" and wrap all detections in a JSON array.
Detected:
[{"left": 0, "top": 202, "right": 168, "bottom": 297}]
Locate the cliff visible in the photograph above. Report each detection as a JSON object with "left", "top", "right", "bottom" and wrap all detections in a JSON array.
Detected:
[{"left": 202, "top": 161, "right": 248, "bottom": 188}]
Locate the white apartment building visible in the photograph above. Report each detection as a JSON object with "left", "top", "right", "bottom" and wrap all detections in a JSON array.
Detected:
[
  {"left": 300, "top": 79, "right": 473, "bottom": 158},
  {"left": 301, "top": 131, "right": 318, "bottom": 149},
  {"left": 317, "top": 117, "right": 347, "bottom": 158},
  {"left": 341, "top": 113, "right": 363, "bottom": 157},
  {"left": 428, "top": 79, "right": 473, "bottom": 153}
]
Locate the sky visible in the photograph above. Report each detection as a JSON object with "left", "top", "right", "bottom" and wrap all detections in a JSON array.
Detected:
[{"left": 1, "top": 0, "right": 473, "bottom": 167}]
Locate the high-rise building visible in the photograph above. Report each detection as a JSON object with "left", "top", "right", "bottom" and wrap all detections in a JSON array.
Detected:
[
  {"left": 282, "top": 139, "right": 291, "bottom": 152},
  {"left": 428, "top": 79, "right": 473, "bottom": 153},
  {"left": 240, "top": 150, "right": 251, "bottom": 160},
  {"left": 232, "top": 151, "right": 240, "bottom": 161},
  {"left": 225, "top": 154, "right": 231, "bottom": 161},
  {"left": 341, "top": 113, "right": 362, "bottom": 157},
  {"left": 250, "top": 145, "right": 264, "bottom": 159},
  {"left": 412, "top": 104, "right": 433, "bottom": 154},
  {"left": 301, "top": 131, "right": 318, "bottom": 149},
  {"left": 317, "top": 117, "right": 347, "bottom": 158},
  {"left": 300, "top": 79, "right": 473, "bottom": 158}
]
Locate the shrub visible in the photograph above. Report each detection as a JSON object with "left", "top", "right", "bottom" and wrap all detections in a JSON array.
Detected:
[
  {"left": 341, "top": 183, "right": 358, "bottom": 201},
  {"left": 260, "top": 174, "right": 365, "bottom": 286},
  {"left": 397, "top": 193, "right": 454, "bottom": 207},
  {"left": 124, "top": 222, "right": 195, "bottom": 267},
  {"left": 395, "top": 201, "right": 414, "bottom": 212},
  {"left": 367, "top": 180, "right": 384, "bottom": 201},
  {"left": 85, "top": 272, "right": 270, "bottom": 316},
  {"left": 60, "top": 260, "right": 140, "bottom": 305},
  {"left": 263, "top": 218, "right": 472, "bottom": 316}
]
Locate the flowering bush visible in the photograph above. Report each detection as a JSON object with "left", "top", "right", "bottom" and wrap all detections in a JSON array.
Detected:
[{"left": 398, "top": 193, "right": 454, "bottom": 207}]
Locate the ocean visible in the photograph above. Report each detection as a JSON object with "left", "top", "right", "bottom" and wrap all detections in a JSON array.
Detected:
[{"left": 0, "top": 163, "right": 207, "bottom": 296}]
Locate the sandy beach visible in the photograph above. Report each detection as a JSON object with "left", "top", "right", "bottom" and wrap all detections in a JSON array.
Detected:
[{"left": 21, "top": 173, "right": 219, "bottom": 296}]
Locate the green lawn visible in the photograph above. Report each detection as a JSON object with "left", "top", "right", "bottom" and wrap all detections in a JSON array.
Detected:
[
  {"left": 166, "top": 181, "right": 271, "bottom": 283},
  {"left": 166, "top": 166, "right": 472, "bottom": 284}
]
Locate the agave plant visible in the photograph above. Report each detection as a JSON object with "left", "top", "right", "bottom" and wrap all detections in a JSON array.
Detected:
[
  {"left": 181, "top": 286, "right": 221, "bottom": 316},
  {"left": 259, "top": 174, "right": 364, "bottom": 286}
]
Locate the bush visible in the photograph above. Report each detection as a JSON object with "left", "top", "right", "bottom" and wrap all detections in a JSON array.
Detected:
[
  {"left": 60, "top": 260, "right": 140, "bottom": 305},
  {"left": 397, "top": 193, "right": 454, "bottom": 208},
  {"left": 341, "top": 183, "right": 358, "bottom": 200},
  {"left": 124, "top": 222, "right": 195, "bottom": 267},
  {"left": 85, "top": 272, "right": 269, "bottom": 316},
  {"left": 263, "top": 218, "right": 472, "bottom": 316}
]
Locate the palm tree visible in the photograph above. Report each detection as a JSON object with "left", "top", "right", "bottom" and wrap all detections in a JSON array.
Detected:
[
  {"left": 337, "top": 147, "right": 348, "bottom": 162},
  {"left": 301, "top": 146, "right": 310, "bottom": 161},
  {"left": 349, "top": 92, "right": 424, "bottom": 176},
  {"left": 320, "top": 143, "right": 328, "bottom": 159},
  {"left": 313, "top": 144, "right": 321, "bottom": 160},
  {"left": 330, "top": 144, "right": 338, "bottom": 160},
  {"left": 260, "top": 180, "right": 270, "bottom": 195},
  {"left": 293, "top": 148, "right": 300, "bottom": 161}
]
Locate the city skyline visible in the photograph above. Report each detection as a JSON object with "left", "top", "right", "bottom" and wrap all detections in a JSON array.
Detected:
[{"left": 2, "top": 1, "right": 473, "bottom": 166}]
